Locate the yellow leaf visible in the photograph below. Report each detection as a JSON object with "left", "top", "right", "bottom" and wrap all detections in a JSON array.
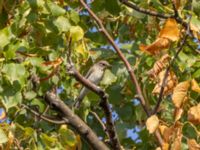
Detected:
[
  {"left": 146, "top": 115, "right": 159, "bottom": 134},
  {"left": 159, "top": 18, "right": 180, "bottom": 41},
  {"left": 187, "top": 139, "right": 200, "bottom": 150},
  {"left": 70, "top": 26, "right": 84, "bottom": 42},
  {"left": 188, "top": 103, "right": 200, "bottom": 124},
  {"left": 174, "top": 108, "right": 183, "bottom": 122},
  {"left": 172, "top": 81, "right": 190, "bottom": 108},
  {"left": 162, "top": 143, "right": 169, "bottom": 150},
  {"left": 191, "top": 79, "right": 200, "bottom": 93}
]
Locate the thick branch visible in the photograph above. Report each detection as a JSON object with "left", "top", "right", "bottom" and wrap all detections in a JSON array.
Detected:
[
  {"left": 67, "top": 64, "right": 121, "bottom": 150},
  {"left": 45, "top": 92, "right": 109, "bottom": 150}
]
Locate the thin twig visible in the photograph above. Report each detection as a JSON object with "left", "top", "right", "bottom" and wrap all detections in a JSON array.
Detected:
[
  {"left": 90, "top": 111, "right": 109, "bottom": 138},
  {"left": 153, "top": 17, "right": 191, "bottom": 114},
  {"left": 186, "top": 42, "right": 200, "bottom": 55},
  {"left": 119, "top": 0, "right": 173, "bottom": 19},
  {"left": 21, "top": 104, "right": 67, "bottom": 124}
]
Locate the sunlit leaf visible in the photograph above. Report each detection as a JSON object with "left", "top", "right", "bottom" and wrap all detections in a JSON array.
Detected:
[
  {"left": 188, "top": 103, "right": 200, "bottom": 124},
  {"left": 70, "top": 26, "right": 84, "bottom": 42},
  {"left": 0, "top": 128, "right": 8, "bottom": 144},
  {"left": 191, "top": 79, "right": 200, "bottom": 93},
  {"left": 159, "top": 18, "right": 180, "bottom": 41},
  {"left": 146, "top": 115, "right": 159, "bottom": 134},
  {"left": 172, "top": 81, "right": 190, "bottom": 108},
  {"left": 187, "top": 139, "right": 200, "bottom": 150}
]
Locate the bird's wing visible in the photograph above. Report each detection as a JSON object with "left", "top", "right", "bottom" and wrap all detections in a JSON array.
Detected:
[{"left": 84, "top": 66, "right": 95, "bottom": 79}]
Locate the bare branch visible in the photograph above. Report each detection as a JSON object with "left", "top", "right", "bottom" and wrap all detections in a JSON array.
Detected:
[
  {"left": 45, "top": 92, "right": 109, "bottom": 150},
  {"left": 21, "top": 104, "right": 67, "bottom": 124},
  {"left": 119, "top": 0, "right": 173, "bottom": 19},
  {"left": 90, "top": 111, "right": 109, "bottom": 138}
]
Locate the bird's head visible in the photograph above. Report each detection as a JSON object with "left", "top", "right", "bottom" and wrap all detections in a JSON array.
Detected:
[{"left": 96, "top": 60, "right": 111, "bottom": 70}]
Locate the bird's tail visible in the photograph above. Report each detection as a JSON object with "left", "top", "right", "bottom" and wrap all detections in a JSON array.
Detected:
[{"left": 74, "top": 87, "right": 88, "bottom": 108}]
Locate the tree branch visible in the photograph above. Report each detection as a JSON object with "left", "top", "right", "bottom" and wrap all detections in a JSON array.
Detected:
[
  {"left": 21, "top": 104, "right": 67, "bottom": 124},
  {"left": 152, "top": 17, "right": 191, "bottom": 114},
  {"left": 66, "top": 36, "right": 121, "bottom": 150},
  {"left": 90, "top": 111, "right": 110, "bottom": 138},
  {"left": 79, "top": 0, "right": 149, "bottom": 116},
  {"left": 45, "top": 92, "right": 109, "bottom": 150},
  {"left": 119, "top": 0, "right": 173, "bottom": 19},
  {"left": 79, "top": 0, "right": 164, "bottom": 146}
]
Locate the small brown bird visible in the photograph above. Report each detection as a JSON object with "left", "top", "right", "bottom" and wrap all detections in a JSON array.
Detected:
[{"left": 74, "top": 60, "right": 111, "bottom": 108}]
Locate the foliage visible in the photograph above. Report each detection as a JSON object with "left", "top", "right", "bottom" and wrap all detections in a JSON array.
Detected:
[{"left": 0, "top": 0, "right": 200, "bottom": 149}]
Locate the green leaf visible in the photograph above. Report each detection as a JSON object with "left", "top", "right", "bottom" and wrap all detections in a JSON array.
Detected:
[
  {"left": 40, "top": 133, "right": 57, "bottom": 147},
  {"left": 101, "top": 69, "right": 117, "bottom": 86},
  {"left": 2, "top": 63, "right": 26, "bottom": 84},
  {"left": 59, "top": 126, "right": 76, "bottom": 147},
  {"left": 2, "top": 92, "right": 22, "bottom": 110},
  {"left": 192, "top": 69, "right": 200, "bottom": 78},
  {"left": 30, "top": 98, "right": 45, "bottom": 112},
  {"left": 182, "top": 122, "right": 197, "bottom": 139},
  {"left": 24, "top": 91, "right": 37, "bottom": 100},
  {"left": 54, "top": 16, "right": 71, "bottom": 32},
  {"left": 0, "top": 27, "right": 12, "bottom": 49},
  {"left": 0, "top": 128, "right": 8, "bottom": 144},
  {"left": 47, "top": 1, "right": 66, "bottom": 16},
  {"left": 70, "top": 26, "right": 84, "bottom": 42}
]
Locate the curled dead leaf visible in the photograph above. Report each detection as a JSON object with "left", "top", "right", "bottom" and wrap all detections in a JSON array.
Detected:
[
  {"left": 187, "top": 139, "right": 200, "bottom": 150},
  {"left": 191, "top": 79, "right": 200, "bottom": 93},
  {"left": 139, "top": 37, "right": 170, "bottom": 55},
  {"left": 188, "top": 103, "right": 200, "bottom": 124},
  {"left": 152, "top": 70, "right": 177, "bottom": 95},
  {"left": 146, "top": 115, "right": 159, "bottom": 134},
  {"left": 148, "top": 54, "right": 171, "bottom": 78},
  {"left": 172, "top": 81, "right": 190, "bottom": 108}
]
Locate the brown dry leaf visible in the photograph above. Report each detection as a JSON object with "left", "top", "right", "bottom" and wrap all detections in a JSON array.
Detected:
[
  {"left": 139, "top": 37, "right": 170, "bottom": 55},
  {"left": 152, "top": 70, "right": 177, "bottom": 95},
  {"left": 42, "top": 57, "right": 63, "bottom": 68},
  {"left": 163, "top": 126, "right": 174, "bottom": 143},
  {"left": 162, "top": 143, "right": 169, "bottom": 150},
  {"left": 187, "top": 139, "right": 200, "bottom": 150},
  {"left": 171, "top": 134, "right": 182, "bottom": 150},
  {"left": 148, "top": 54, "right": 171, "bottom": 78},
  {"left": 191, "top": 79, "right": 200, "bottom": 93},
  {"left": 188, "top": 103, "right": 200, "bottom": 124},
  {"left": 172, "top": 81, "right": 190, "bottom": 108},
  {"left": 174, "top": 108, "right": 183, "bottom": 122},
  {"left": 159, "top": 18, "right": 180, "bottom": 41},
  {"left": 146, "top": 115, "right": 159, "bottom": 134},
  {"left": 172, "top": 0, "right": 181, "bottom": 10}
]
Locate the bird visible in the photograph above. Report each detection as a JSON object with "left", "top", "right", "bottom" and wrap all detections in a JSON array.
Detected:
[{"left": 74, "top": 60, "right": 111, "bottom": 108}]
